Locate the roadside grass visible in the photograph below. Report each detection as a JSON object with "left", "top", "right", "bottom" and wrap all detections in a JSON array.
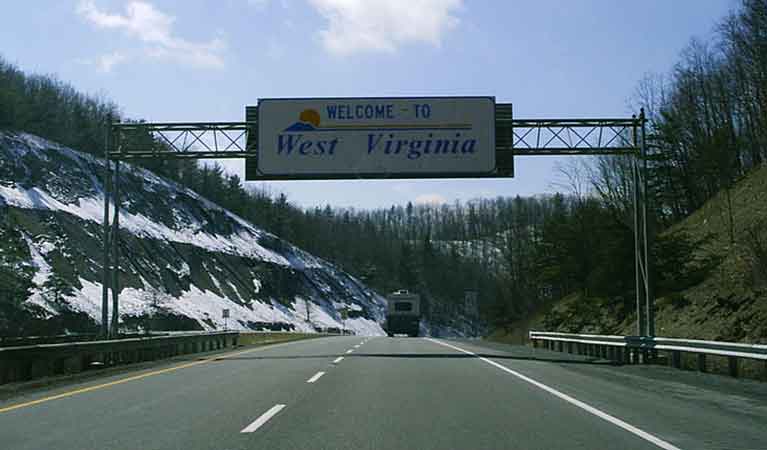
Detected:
[{"left": 489, "top": 163, "right": 767, "bottom": 345}]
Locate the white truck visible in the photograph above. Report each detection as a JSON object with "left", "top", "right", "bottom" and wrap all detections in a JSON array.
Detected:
[{"left": 385, "top": 290, "right": 420, "bottom": 337}]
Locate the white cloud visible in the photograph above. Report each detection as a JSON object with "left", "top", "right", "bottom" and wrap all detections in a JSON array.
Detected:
[
  {"left": 308, "top": 0, "right": 462, "bottom": 56},
  {"left": 76, "top": 1, "right": 226, "bottom": 69},
  {"left": 415, "top": 193, "right": 447, "bottom": 205},
  {"left": 96, "top": 51, "right": 129, "bottom": 72}
]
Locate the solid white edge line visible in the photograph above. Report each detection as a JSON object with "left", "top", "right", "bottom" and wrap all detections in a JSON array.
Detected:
[
  {"left": 425, "top": 338, "right": 682, "bottom": 450},
  {"left": 240, "top": 404, "right": 286, "bottom": 433},
  {"left": 306, "top": 371, "right": 325, "bottom": 383},
  {"left": 333, "top": 356, "right": 344, "bottom": 364}
]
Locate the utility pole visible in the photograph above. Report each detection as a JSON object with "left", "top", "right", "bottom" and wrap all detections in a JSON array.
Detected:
[
  {"left": 110, "top": 160, "right": 121, "bottom": 338},
  {"left": 101, "top": 116, "right": 111, "bottom": 339},
  {"left": 341, "top": 307, "right": 348, "bottom": 334}
]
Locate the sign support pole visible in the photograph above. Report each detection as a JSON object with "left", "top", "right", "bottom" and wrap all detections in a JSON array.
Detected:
[
  {"left": 110, "top": 160, "right": 120, "bottom": 338},
  {"left": 101, "top": 118, "right": 112, "bottom": 339}
]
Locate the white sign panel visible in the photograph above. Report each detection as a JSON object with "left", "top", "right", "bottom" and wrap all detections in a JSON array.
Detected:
[{"left": 257, "top": 97, "right": 495, "bottom": 176}]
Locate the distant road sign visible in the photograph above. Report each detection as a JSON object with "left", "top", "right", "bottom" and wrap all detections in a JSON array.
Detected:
[
  {"left": 250, "top": 97, "right": 496, "bottom": 179},
  {"left": 222, "top": 309, "right": 230, "bottom": 319}
]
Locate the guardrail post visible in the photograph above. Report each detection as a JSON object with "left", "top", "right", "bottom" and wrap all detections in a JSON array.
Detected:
[
  {"left": 567, "top": 342, "right": 573, "bottom": 354},
  {"left": 671, "top": 351, "right": 681, "bottom": 369},
  {"left": 697, "top": 354, "right": 707, "bottom": 373},
  {"left": 557, "top": 341, "right": 563, "bottom": 352},
  {"left": 728, "top": 356, "right": 739, "bottom": 378}
]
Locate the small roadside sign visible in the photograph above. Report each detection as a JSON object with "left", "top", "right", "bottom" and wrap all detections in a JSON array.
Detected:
[{"left": 222, "top": 309, "right": 230, "bottom": 318}]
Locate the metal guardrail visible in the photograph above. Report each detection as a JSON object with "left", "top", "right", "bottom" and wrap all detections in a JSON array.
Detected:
[
  {"left": 0, "top": 332, "right": 240, "bottom": 385},
  {"left": 529, "top": 331, "right": 767, "bottom": 379}
]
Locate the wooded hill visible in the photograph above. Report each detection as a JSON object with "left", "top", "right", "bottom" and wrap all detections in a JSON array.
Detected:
[{"left": 2, "top": 0, "right": 766, "bottom": 338}]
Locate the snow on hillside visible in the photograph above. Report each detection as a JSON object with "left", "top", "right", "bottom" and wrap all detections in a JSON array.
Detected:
[{"left": 0, "top": 131, "right": 386, "bottom": 335}]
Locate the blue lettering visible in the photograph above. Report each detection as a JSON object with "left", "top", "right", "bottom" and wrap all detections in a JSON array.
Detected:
[
  {"left": 278, "top": 134, "right": 338, "bottom": 156},
  {"left": 423, "top": 133, "right": 434, "bottom": 154},
  {"left": 277, "top": 134, "right": 303, "bottom": 154},
  {"left": 451, "top": 133, "right": 461, "bottom": 153},
  {"left": 327, "top": 138, "right": 339, "bottom": 154},
  {"left": 434, "top": 139, "right": 450, "bottom": 153},
  {"left": 368, "top": 134, "right": 383, "bottom": 154},
  {"left": 408, "top": 140, "right": 423, "bottom": 160},
  {"left": 384, "top": 134, "right": 395, "bottom": 154},
  {"left": 366, "top": 132, "right": 477, "bottom": 159},
  {"left": 326, "top": 105, "right": 337, "bottom": 119}
]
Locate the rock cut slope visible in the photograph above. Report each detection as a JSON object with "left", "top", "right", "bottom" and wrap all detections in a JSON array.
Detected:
[{"left": 0, "top": 131, "right": 386, "bottom": 336}]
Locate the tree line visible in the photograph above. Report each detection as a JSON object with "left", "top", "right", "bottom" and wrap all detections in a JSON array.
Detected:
[{"left": 2, "top": 0, "right": 766, "bottom": 333}]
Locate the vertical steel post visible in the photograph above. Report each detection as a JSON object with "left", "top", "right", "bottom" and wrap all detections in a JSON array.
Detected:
[
  {"left": 110, "top": 160, "right": 121, "bottom": 338},
  {"left": 101, "top": 120, "right": 112, "bottom": 339},
  {"left": 641, "top": 110, "right": 654, "bottom": 337},
  {"left": 632, "top": 115, "right": 646, "bottom": 336}
]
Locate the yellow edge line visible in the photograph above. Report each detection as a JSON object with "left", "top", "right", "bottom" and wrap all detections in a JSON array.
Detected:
[{"left": 0, "top": 338, "right": 302, "bottom": 414}]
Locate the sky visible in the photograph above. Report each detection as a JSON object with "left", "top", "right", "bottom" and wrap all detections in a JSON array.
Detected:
[{"left": 1, "top": 0, "right": 737, "bottom": 209}]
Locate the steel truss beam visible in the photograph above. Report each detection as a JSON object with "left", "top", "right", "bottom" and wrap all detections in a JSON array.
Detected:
[
  {"left": 110, "top": 122, "right": 254, "bottom": 160},
  {"left": 508, "top": 119, "right": 638, "bottom": 155},
  {"left": 103, "top": 110, "right": 653, "bottom": 340}
]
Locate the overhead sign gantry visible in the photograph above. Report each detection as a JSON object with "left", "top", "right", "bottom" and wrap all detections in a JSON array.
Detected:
[{"left": 105, "top": 97, "right": 652, "bottom": 340}]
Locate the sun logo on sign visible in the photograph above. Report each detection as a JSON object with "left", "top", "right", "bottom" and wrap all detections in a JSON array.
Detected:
[{"left": 285, "top": 109, "right": 321, "bottom": 131}]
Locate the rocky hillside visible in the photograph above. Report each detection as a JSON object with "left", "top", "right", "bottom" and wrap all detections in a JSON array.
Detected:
[
  {"left": 492, "top": 163, "right": 767, "bottom": 344},
  {"left": 0, "top": 131, "right": 386, "bottom": 336}
]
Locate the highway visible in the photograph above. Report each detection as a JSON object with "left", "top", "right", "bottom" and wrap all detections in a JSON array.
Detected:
[{"left": 1, "top": 336, "right": 765, "bottom": 450}]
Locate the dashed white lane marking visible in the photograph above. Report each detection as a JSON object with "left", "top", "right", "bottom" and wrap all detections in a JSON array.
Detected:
[
  {"left": 241, "top": 404, "right": 286, "bottom": 433},
  {"left": 306, "top": 371, "right": 325, "bottom": 383},
  {"left": 425, "top": 338, "right": 682, "bottom": 450},
  {"left": 354, "top": 344, "right": 361, "bottom": 348},
  {"left": 346, "top": 349, "right": 354, "bottom": 354},
  {"left": 333, "top": 356, "right": 344, "bottom": 364}
]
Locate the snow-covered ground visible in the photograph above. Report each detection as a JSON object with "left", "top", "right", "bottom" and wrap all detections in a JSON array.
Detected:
[{"left": 1, "top": 131, "right": 386, "bottom": 336}]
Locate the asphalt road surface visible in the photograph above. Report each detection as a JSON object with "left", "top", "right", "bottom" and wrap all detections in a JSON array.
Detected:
[{"left": 1, "top": 336, "right": 765, "bottom": 450}]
